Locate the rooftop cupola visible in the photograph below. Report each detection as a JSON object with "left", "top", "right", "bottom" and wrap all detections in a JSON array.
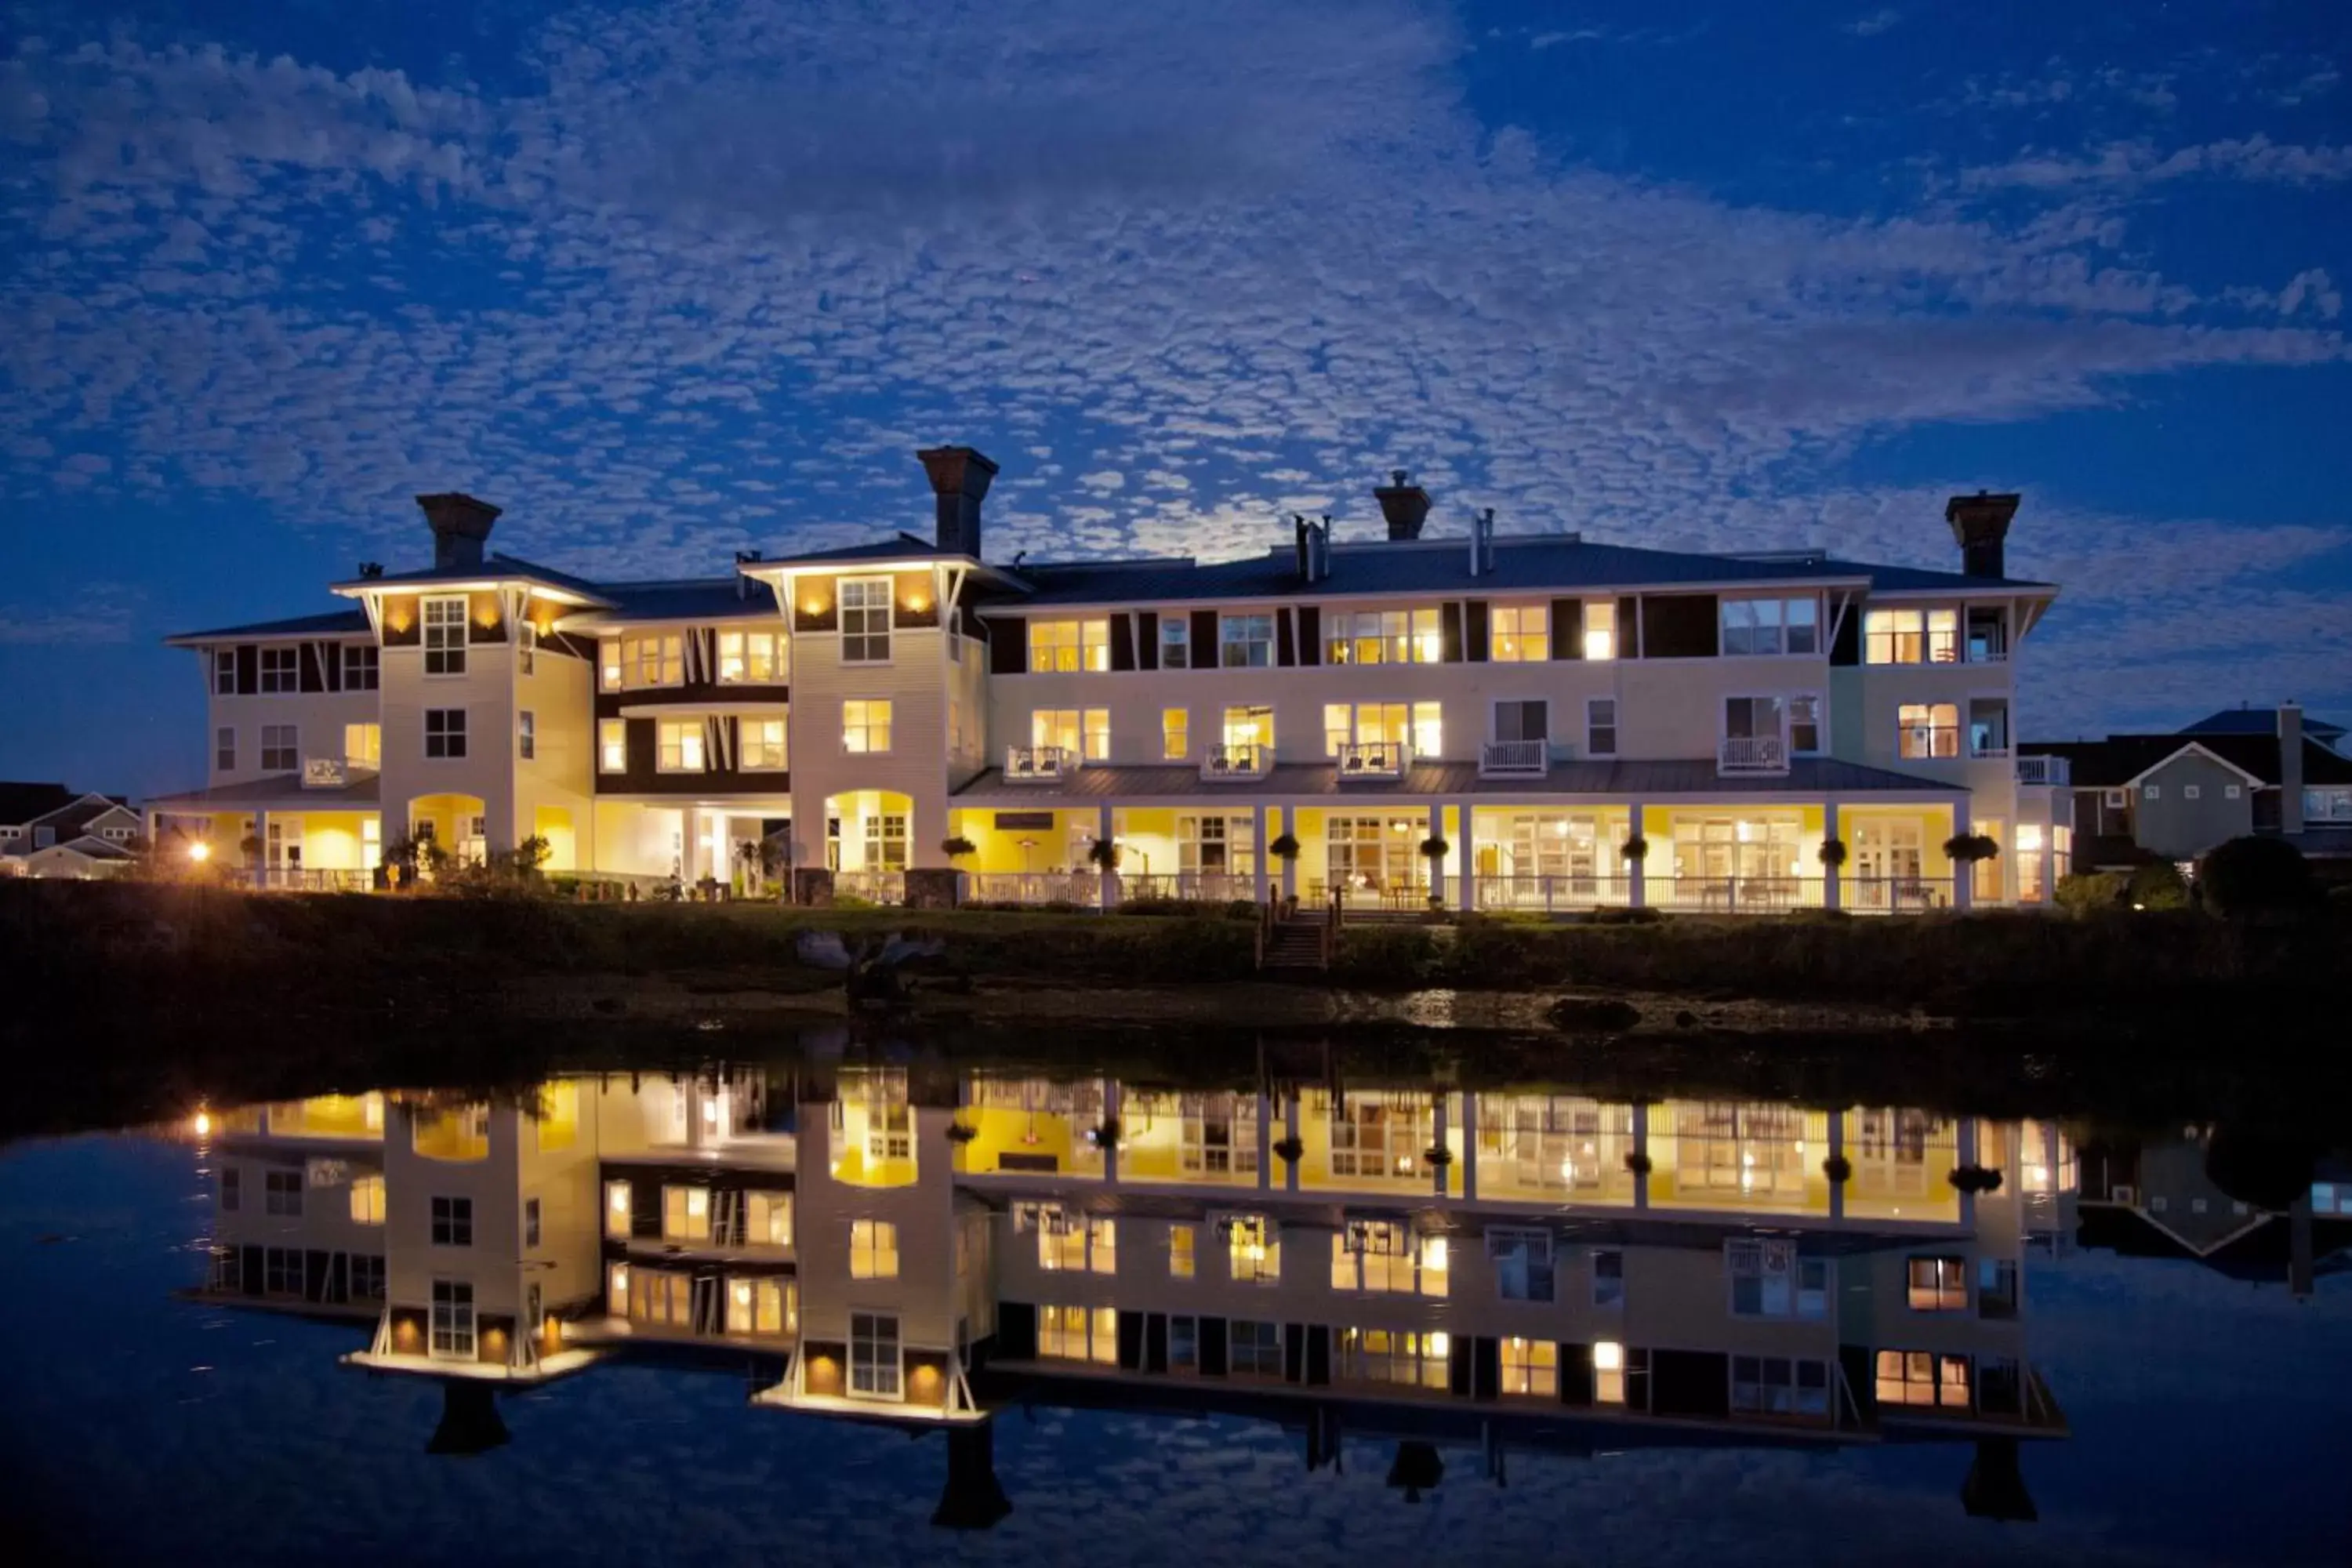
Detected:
[
  {"left": 917, "top": 445, "right": 999, "bottom": 558},
  {"left": 1945, "top": 491, "right": 2020, "bottom": 579},
  {"left": 1374, "top": 470, "right": 1432, "bottom": 541},
  {"left": 416, "top": 493, "right": 501, "bottom": 571}
]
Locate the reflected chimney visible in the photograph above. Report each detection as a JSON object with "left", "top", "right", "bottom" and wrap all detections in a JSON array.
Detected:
[
  {"left": 1945, "top": 491, "right": 2020, "bottom": 579},
  {"left": 1374, "top": 470, "right": 1432, "bottom": 542},
  {"left": 917, "top": 446, "right": 998, "bottom": 559},
  {"left": 416, "top": 493, "right": 501, "bottom": 572}
]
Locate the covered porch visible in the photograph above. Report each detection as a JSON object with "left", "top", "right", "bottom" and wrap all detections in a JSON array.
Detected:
[{"left": 144, "top": 771, "right": 383, "bottom": 890}]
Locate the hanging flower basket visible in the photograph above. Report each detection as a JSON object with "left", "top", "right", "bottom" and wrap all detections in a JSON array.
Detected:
[
  {"left": 1623, "top": 1150, "right": 1653, "bottom": 1177},
  {"left": 1821, "top": 1153, "right": 1853, "bottom": 1184},
  {"left": 1272, "top": 1135, "right": 1305, "bottom": 1164},
  {"left": 1947, "top": 1163, "right": 2003, "bottom": 1195}
]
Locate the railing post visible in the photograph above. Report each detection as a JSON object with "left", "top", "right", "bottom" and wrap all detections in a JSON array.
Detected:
[
  {"left": 1626, "top": 801, "right": 1646, "bottom": 909},
  {"left": 1951, "top": 797, "right": 1974, "bottom": 912},
  {"left": 1822, "top": 800, "right": 1842, "bottom": 912}
]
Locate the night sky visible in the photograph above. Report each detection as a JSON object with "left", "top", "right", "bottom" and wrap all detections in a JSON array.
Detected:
[{"left": 2, "top": 1, "right": 2348, "bottom": 797}]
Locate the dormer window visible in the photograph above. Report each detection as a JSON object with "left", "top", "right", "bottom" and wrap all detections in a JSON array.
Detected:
[
  {"left": 423, "top": 596, "right": 468, "bottom": 676},
  {"left": 840, "top": 578, "right": 892, "bottom": 663}
]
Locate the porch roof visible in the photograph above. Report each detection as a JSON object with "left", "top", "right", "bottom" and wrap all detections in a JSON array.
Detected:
[
  {"left": 145, "top": 772, "right": 382, "bottom": 811},
  {"left": 953, "top": 756, "right": 1967, "bottom": 801}
]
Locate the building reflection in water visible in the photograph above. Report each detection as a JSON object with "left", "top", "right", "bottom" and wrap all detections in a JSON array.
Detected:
[{"left": 187, "top": 1058, "right": 2083, "bottom": 1526}]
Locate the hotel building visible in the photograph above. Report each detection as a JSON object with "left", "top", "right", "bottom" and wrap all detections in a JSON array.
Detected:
[{"left": 150, "top": 450, "right": 2074, "bottom": 910}]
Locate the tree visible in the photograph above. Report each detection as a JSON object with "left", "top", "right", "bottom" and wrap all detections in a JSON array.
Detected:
[
  {"left": 2200, "top": 835, "right": 2314, "bottom": 919},
  {"left": 511, "top": 834, "right": 550, "bottom": 877}
]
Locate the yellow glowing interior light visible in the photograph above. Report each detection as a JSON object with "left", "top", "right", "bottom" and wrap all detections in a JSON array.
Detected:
[
  {"left": 702, "top": 1100, "right": 718, "bottom": 1124},
  {"left": 609, "top": 1187, "right": 629, "bottom": 1210},
  {"left": 1423, "top": 1238, "right": 1447, "bottom": 1269},
  {"left": 187, "top": 841, "right": 211, "bottom": 862},
  {"left": 192, "top": 1111, "right": 212, "bottom": 1138},
  {"left": 1426, "top": 1331, "right": 1450, "bottom": 1358},
  {"left": 1594, "top": 1340, "right": 1624, "bottom": 1372},
  {"left": 734, "top": 1283, "right": 752, "bottom": 1305}
]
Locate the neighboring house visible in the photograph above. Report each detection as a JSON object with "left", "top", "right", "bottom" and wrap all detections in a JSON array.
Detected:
[
  {"left": 2028, "top": 705, "right": 2352, "bottom": 866},
  {"left": 0, "top": 789, "right": 141, "bottom": 878},
  {"left": 2184, "top": 703, "right": 2350, "bottom": 758},
  {"left": 146, "top": 458, "right": 2077, "bottom": 909},
  {"left": 2077, "top": 1136, "right": 2352, "bottom": 1295}
]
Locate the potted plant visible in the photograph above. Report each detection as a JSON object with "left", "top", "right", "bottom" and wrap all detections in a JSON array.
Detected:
[
  {"left": 1418, "top": 834, "right": 1450, "bottom": 909},
  {"left": 1269, "top": 832, "right": 1302, "bottom": 914}
]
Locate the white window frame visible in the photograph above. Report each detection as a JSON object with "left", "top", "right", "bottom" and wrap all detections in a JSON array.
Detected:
[
  {"left": 343, "top": 644, "right": 379, "bottom": 690},
  {"left": 597, "top": 718, "right": 627, "bottom": 774},
  {"left": 213, "top": 649, "right": 236, "bottom": 695},
  {"left": 1896, "top": 702, "right": 1961, "bottom": 761},
  {"left": 1789, "top": 692, "right": 1825, "bottom": 755},
  {"left": 260, "top": 724, "right": 299, "bottom": 772},
  {"left": 843, "top": 699, "right": 892, "bottom": 755},
  {"left": 1492, "top": 698, "right": 1548, "bottom": 746},
  {"left": 840, "top": 577, "right": 894, "bottom": 665},
  {"left": 424, "top": 707, "right": 467, "bottom": 760},
  {"left": 259, "top": 645, "right": 299, "bottom": 694},
  {"left": 423, "top": 595, "right": 468, "bottom": 677},
  {"left": 849, "top": 1311, "right": 902, "bottom": 1400},
  {"left": 430, "top": 1278, "right": 476, "bottom": 1359},
  {"left": 1160, "top": 616, "right": 1190, "bottom": 669},
  {"left": 518, "top": 710, "right": 535, "bottom": 761},
  {"left": 1489, "top": 603, "right": 1551, "bottom": 662},
  {"left": 345, "top": 721, "right": 381, "bottom": 770},
  {"left": 656, "top": 718, "right": 706, "bottom": 773},
  {"left": 1586, "top": 697, "right": 1619, "bottom": 757},
  {"left": 1219, "top": 612, "right": 1275, "bottom": 668},
  {"left": 739, "top": 717, "right": 788, "bottom": 771},
  {"left": 718, "top": 629, "right": 783, "bottom": 684},
  {"left": 1161, "top": 708, "right": 1190, "bottom": 762},
  {"left": 430, "top": 1195, "right": 474, "bottom": 1247},
  {"left": 1582, "top": 600, "right": 1618, "bottom": 661},
  {"left": 1719, "top": 596, "right": 1820, "bottom": 659},
  {"left": 216, "top": 726, "right": 237, "bottom": 772}
]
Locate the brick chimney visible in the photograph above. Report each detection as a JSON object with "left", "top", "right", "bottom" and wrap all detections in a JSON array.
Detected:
[
  {"left": 2281, "top": 702, "right": 2305, "bottom": 835},
  {"left": 1374, "top": 470, "right": 1432, "bottom": 542},
  {"left": 416, "top": 493, "right": 501, "bottom": 570},
  {"left": 1945, "top": 491, "right": 2020, "bottom": 579},
  {"left": 917, "top": 446, "right": 998, "bottom": 558}
]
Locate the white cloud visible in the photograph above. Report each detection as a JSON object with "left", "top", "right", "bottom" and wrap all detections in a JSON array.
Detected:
[
  {"left": 1962, "top": 135, "right": 2352, "bottom": 192},
  {"left": 1845, "top": 10, "right": 1902, "bottom": 38}
]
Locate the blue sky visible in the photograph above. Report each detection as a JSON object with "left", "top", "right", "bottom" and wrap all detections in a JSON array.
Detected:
[{"left": 1, "top": 0, "right": 2347, "bottom": 796}]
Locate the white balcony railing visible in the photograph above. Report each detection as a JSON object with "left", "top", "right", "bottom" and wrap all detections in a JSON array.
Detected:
[
  {"left": 1473, "top": 873, "right": 1632, "bottom": 912},
  {"left": 1479, "top": 739, "right": 1549, "bottom": 778},
  {"left": 2016, "top": 755, "right": 2071, "bottom": 787},
  {"left": 1005, "top": 745, "right": 1076, "bottom": 782},
  {"left": 1716, "top": 735, "right": 1790, "bottom": 775},
  {"left": 1336, "top": 740, "right": 1408, "bottom": 780},
  {"left": 1201, "top": 743, "right": 1272, "bottom": 782}
]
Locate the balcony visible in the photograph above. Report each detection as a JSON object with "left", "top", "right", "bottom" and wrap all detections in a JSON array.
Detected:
[
  {"left": 1716, "top": 735, "right": 1789, "bottom": 776},
  {"left": 2016, "top": 755, "right": 2071, "bottom": 787},
  {"left": 1005, "top": 745, "right": 1076, "bottom": 783},
  {"left": 1201, "top": 743, "right": 1272, "bottom": 782},
  {"left": 1336, "top": 740, "right": 1408, "bottom": 781},
  {"left": 1479, "top": 739, "right": 1549, "bottom": 779}
]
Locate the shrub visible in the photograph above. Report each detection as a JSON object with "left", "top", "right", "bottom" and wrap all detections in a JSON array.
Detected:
[
  {"left": 2125, "top": 862, "right": 2190, "bottom": 911},
  {"left": 2056, "top": 870, "right": 2129, "bottom": 914},
  {"left": 2201, "top": 836, "right": 2315, "bottom": 919}
]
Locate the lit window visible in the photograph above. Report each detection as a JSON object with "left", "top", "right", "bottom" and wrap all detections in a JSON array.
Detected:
[
  {"left": 727, "top": 1277, "right": 796, "bottom": 1338},
  {"left": 350, "top": 1174, "right": 385, "bottom": 1225},
  {"left": 1027, "top": 619, "right": 1109, "bottom": 673},
  {"left": 740, "top": 718, "right": 788, "bottom": 771},
  {"left": 655, "top": 719, "right": 705, "bottom": 772},
  {"left": 1033, "top": 709, "right": 1081, "bottom": 756},
  {"left": 619, "top": 633, "right": 684, "bottom": 688},
  {"left": 1501, "top": 1336, "right": 1557, "bottom": 1397},
  {"left": 430, "top": 1279, "right": 475, "bottom": 1357},
  {"left": 1220, "top": 613, "right": 1275, "bottom": 668},
  {"left": 1864, "top": 608, "right": 1922, "bottom": 665},
  {"left": 345, "top": 722, "right": 381, "bottom": 769},
  {"left": 424, "top": 708, "right": 466, "bottom": 760},
  {"left": 216, "top": 726, "right": 236, "bottom": 771},
  {"left": 1490, "top": 604, "right": 1549, "bottom": 662},
  {"left": 747, "top": 1190, "right": 793, "bottom": 1247},
  {"left": 1896, "top": 702, "right": 1960, "bottom": 760},
  {"left": 1583, "top": 601, "right": 1617, "bottom": 661},
  {"left": 662, "top": 1185, "right": 711, "bottom": 1242},
  {"left": 599, "top": 719, "right": 627, "bottom": 773},
  {"left": 851, "top": 1219, "right": 899, "bottom": 1279},
  {"left": 718, "top": 630, "right": 782, "bottom": 683},
  {"left": 1169, "top": 1223, "right": 1196, "bottom": 1279},
  {"left": 1221, "top": 706, "right": 1274, "bottom": 752},
  {"left": 840, "top": 577, "right": 893, "bottom": 663},
  {"left": 1039, "top": 1213, "right": 1118, "bottom": 1275},
  {"left": 1083, "top": 708, "right": 1110, "bottom": 761},
  {"left": 517, "top": 622, "right": 536, "bottom": 676},
  {"left": 599, "top": 639, "right": 622, "bottom": 691},
  {"left": 518, "top": 710, "right": 535, "bottom": 761},
  {"left": 843, "top": 699, "right": 892, "bottom": 754},
  {"left": 1413, "top": 701, "right": 1443, "bottom": 759},
  {"left": 850, "top": 1311, "right": 902, "bottom": 1398},
  {"left": 1162, "top": 709, "right": 1190, "bottom": 761},
  {"left": 1160, "top": 617, "right": 1189, "bottom": 668},
  {"left": 430, "top": 1196, "right": 473, "bottom": 1247},
  {"left": 423, "top": 596, "right": 468, "bottom": 676},
  {"left": 1038, "top": 1304, "right": 1120, "bottom": 1365},
  {"left": 1587, "top": 698, "right": 1618, "bottom": 757},
  {"left": 343, "top": 644, "right": 379, "bottom": 690},
  {"left": 1906, "top": 1257, "right": 1968, "bottom": 1312},
  {"left": 604, "top": 1179, "right": 632, "bottom": 1238},
  {"left": 1225, "top": 1214, "right": 1280, "bottom": 1284},
  {"left": 1330, "top": 1221, "right": 1448, "bottom": 1297},
  {"left": 260, "top": 646, "right": 299, "bottom": 693},
  {"left": 1339, "top": 1327, "right": 1446, "bottom": 1388},
  {"left": 1875, "top": 1349, "right": 1970, "bottom": 1408},
  {"left": 261, "top": 724, "right": 298, "bottom": 772},
  {"left": 1326, "top": 608, "right": 1415, "bottom": 665},
  {"left": 1593, "top": 1339, "right": 1627, "bottom": 1404}
]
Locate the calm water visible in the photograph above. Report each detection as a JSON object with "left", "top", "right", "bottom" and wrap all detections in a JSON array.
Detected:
[{"left": 2, "top": 1033, "right": 2348, "bottom": 1567}]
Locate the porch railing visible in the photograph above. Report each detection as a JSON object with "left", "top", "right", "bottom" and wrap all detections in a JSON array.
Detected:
[
  {"left": 1309, "top": 877, "right": 1434, "bottom": 910},
  {"left": 1473, "top": 873, "right": 1633, "bottom": 912},
  {"left": 833, "top": 869, "right": 906, "bottom": 906},
  {"left": 1716, "top": 735, "right": 1789, "bottom": 775},
  {"left": 1844, "top": 877, "right": 1953, "bottom": 913},
  {"left": 1004, "top": 745, "right": 1076, "bottom": 782},
  {"left": 1336, "top": 740, "right": 1409, "bottom": 780},
  {"left": 1201, "top": 743, "right": 1273, "bottom": 782},
  {"left": 963, "top": 871, "right": 1099, "bottom": 906},
  {"left": 249, "top": 867, "right": 374, "bottom": 893},
  {"left": 1122, "top": 872, "right": 1256, "bottom": 905},
  {"left": 1479, "top": 739, "right": 1550, "bottom": 778},
  {"left": 2016, "top": 755, "right": 2071, "bottom": 786},
  {"left": 1648, "top": 876, "right": 1822, "bottom": 913}
]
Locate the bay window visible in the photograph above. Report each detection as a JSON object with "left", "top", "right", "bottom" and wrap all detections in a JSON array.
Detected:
[
  {"left": 840, "top": 577, "right": 892, "bottom": 663},
  {"left": 1220, "top": 613, "right": 1275, "bottom": 668},
  {"left": 1897, "top": 702, "right": 1961, "bottom": 760},
  {"left": 1490, "top": 604, "right": 1549, "bottom": 662},
  {"left": 656, "top": 719, "right": 705, "bottom": 772}
]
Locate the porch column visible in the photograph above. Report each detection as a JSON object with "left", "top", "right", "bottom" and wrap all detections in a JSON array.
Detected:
[
  {"left": 1454, "top": 799, "right": 1475, "bottom": 912},
  {"left": 1632, "top": 1104, "right": 1651, "bottom": 1210},
  {"left": 1256, "top": 1088, "right": 1273, "bottom": 1192},
  {"left": 1827, "top": 1109, "right": 1846, "bottom": 1225},
  {"left": 1430, "top": 1094, "right": 1450, "bottom": 1199},
  {"left": 252, "top": 809, "right": 270, "bottom": 888},
  {"left": 1103, "top": 1080, "right": 1122, "bottom": 1186},
  {"left": 1278, "top": 807, "right": 1298, "bottom": 902},
  {"left": 1253, "top": 804, "right": 1272, "bottom": 906},
  {"left": 1957, "top": 1118, "right": 1980, "bottom": 1228},
  {"left": 1822, "top": 800, "right": 1842, "bottom": 912},
  {"left": 1951, "top": 797, "right": 1974, "bottom": 911},
  {"left": 1283, "top": 1093, "right": 1301, "bottom": 1194},
  {"left": 1626, "top": 801, "right": 1647, "bottom": 909},
  {"left": 1459, "top": 1091, "right": 1479, "bottom": 1201},
  {"left": 1097, "top": 803, "right": 1116, "bottom": 910}
]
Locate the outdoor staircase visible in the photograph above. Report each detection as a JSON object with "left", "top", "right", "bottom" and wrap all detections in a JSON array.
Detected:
[{"left": 1257, "top": 912, "right": 1331, "bottom": 973}]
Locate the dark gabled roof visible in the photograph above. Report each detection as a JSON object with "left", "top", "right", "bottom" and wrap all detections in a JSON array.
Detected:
[
  {"left": 748, "top": 534, "right": 963, "bottom": 569},
  {"left": 0, "top": 782, "right": 75, "bottom": 826},
  {"left": 954, "top": 755, "right": 1966, "bottom": 800},
  {"left": 2024, "top": 734, "right": 2352, "bottom": 789},
  {"left": 327, "top": 551, "right": 614, "bottom": 605},
  {"left": 2183, "top": 707, "right": 2345, "bottom": 740},
  {"left": 145, "top": 773, "right": 381, "bottom": 809},
  {"left": 24, "top": 793, "right": 134, "bottom": 834},
  {"left": 31, "top": 834, "right": 135, "bottom": 862},
  {"left": 586, "top": 579, "right": 772, "bottom": 622},
  {"left": 1002, "top": 535, "right": 2046, "bottom": 610},
  {"left": 164, "top": 608, "right": 372, "bottom": 644}
]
